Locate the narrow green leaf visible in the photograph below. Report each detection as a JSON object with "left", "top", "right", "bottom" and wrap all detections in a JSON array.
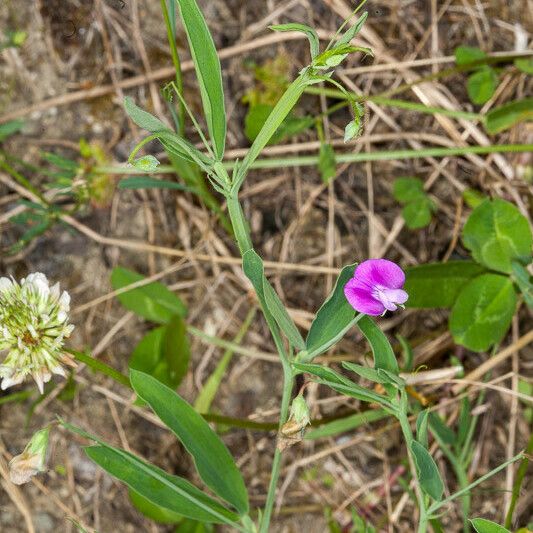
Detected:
[
  {"left": 305, "top": 409, "right": 388, "bottom": 440},
  {"left": 0, "top": 119, "right": 24, "bottom": 141},
  {"left": 124, "top": 96, "right": 170, "bottom": 133},
  {"left": 111, "top": 267, "right": 187, "bottom": 324},
  {"left": 397, "top": 335, "right": 414, "bottom": 372},
  {"left": 293, "top": 363, "right": 394, "bottom": 408},
  {"left": 357, "top": 315, "right": 399, "bottom": 374},
  {"left": 342, "top": 362, "right": 389, "bottom": 384},
  {"left": 450, "top": 274, "right": 517, "bottom": 352},
  {"left": 305, "top": 264, "right": 357, "bottom": 360},
  {"left": 118, "top": 177, "right": 192, "bottom": 191},
  {"left": 270, "top": 23, "right": 320, "bottom": 59},
  {"left": 243, "top": 249, "right": 305, "bottom": 350},
  {"left": 162, "top": 315, "right": 191, "bottom": 386},
  {"left": 416, "top": 410, "right": 429, "bottom": 449},
  {"left": 85, "top": 446, "right": 238, "bottom": 523},
  {"left": 467, "top": 66, "right": 497, "bottom": 105},
  {"left": 174, "top": 0, "right": 226, "bottom": 159},
  {"left": 485, "top": 98, "right": 533, "bottom": 134},
  {"left": 511, "top": 261, "right": 533, "bottom": 308},
  {"left": 469, "top": 518, "right": 511, "bottom": 533},
  {"left": 318, "top": 143, "right": 337, "bottom": 183},
  {"left": 194, "top": 309, "right": 255, "bottom": 413},
  {"left": 411, "top": 440, "right": 444, "bottom": 501},
  {"left": 130, "top": 370, "right": 248, "bottom": 515},
  {"left": 336, "top": 12, "right": 368, "bottom": 47},
  {"left": 428, "top": 412, "right": 456, "bottom": 446},
  {"left": 462, "top": 188, "right": 487, "bottom": 209},
  {"left": 129, "top": 489, "right": 183, "bottom": 524},
  {"left": 404, "top": 261, "right": 486, "bottom": 308}
]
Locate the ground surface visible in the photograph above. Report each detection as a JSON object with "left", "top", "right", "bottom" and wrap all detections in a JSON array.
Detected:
[{"left": 0, "top": 0, "right": 532, "bottom": 532}]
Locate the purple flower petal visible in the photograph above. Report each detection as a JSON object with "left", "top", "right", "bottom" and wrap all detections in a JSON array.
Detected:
[
  {"left": 344, "top": 279, "right": 385, "bottom": 316},
  {"left": 344, "top": 259, "right": 408, "bottom": 316},
  {"left": 353, "top": 259, "right": 406, "bottom": 290}
]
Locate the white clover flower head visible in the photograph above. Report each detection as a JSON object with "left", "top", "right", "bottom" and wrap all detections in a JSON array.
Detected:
[{"left": 0, "top": 272, "right": 75, "bottom": 394}]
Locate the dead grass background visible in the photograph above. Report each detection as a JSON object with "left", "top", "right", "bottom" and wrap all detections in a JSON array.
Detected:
[{"left": 0, "top": 0, "right": 532, "bottom": 531}]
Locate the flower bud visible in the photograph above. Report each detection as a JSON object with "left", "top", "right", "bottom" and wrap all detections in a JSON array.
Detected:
[
  {"left": 9, "top": 427, "right": 50, "bottom": 485},
  {"left": 277, "top": 395, "right": 311, "bottom": 452}
]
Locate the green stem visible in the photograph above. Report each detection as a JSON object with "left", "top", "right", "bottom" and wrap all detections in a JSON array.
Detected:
[
  {"left": 398, "top": 390, "right": 429, "bottom": 533},
  {"left": 427, "top": 452, "right": 524, "bottom": 515},
  {"left": 227, "top": 194, "right": 253, "bottom": 254},
  {"left": 504, "top": 431, "right": 533, "bottom": 529},
  {"left": 95, "top": 143, "right": 533, "bottom": 176},
  {"left": 259, "top": 360, "right": 294, "bottom": 533},
  {"left": 160, "top": 0, "right": 185, "bottom": 133},
  {"left": 305, "top": 86, "right": 481, "bottom": 121},
  {"left": 434, "top": 436, "right": 470, "bottom": 532}
]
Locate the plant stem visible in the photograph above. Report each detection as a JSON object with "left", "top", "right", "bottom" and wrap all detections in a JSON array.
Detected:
[
  {"left": 95, "top": 143, "right": 533, "bottom": 176},
  {"left": 504, "top": 431, "right": 533, "bottom": 529},
  {"left": 160, "top": 0, "right": 185, "bottom": 133},
  {"left": 398, "top": 390, "right": 429, "bottom": 533},
  {"left": 259, "top": 359, "right": 294, "bottom": 533}
]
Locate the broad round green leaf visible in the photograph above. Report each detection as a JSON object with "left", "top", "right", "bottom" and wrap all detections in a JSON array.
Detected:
[
  {"left": 404, "top": 261, "right": 486, "bottom": 308},
  {"left": 111, "top": 267, "right": 187, "bottom": 324},
  {"left": 462, "top": 199, "right": 532, "bottom": 273},
  {"left": 467, "top": 67, "right": 497, "bottom": 105},
  {"left": 402, "top": 198, "right": 433, "bottom": 229},
  {"left": 130, "top": 370, "right": 249, "bottom": 515},
  {"left": 450, "top": 274, "right": 517, "bottom": 352},
  {"left": 393, "top": 177, "right": 425, "bottom": 203}
]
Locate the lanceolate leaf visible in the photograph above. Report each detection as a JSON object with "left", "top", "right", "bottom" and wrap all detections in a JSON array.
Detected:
[
  {"left": 124, "top": 96, "right": 170, "bottom": 132},
  {"left": 305, "top": 264, "right": 357, "bottom": 361},
  {"left": 404, "top": 261, "right": 486, "bottom": 308},
  {"left": 411, "top": 440, "right": 444, "bottom": 501},
  {"left": 357, "top": 316, "right": 399, "bottom": 374},
  {"left": 485, "top": 97, "right": 533, "bottom": 134},
  {"left": 270, "top": 23, "right": 320, "bottom": 59},
  {"left": 85, "top": 446, "right": 238, "bottom": 524},
  {"left": 60, "top": 420, "right": 238, "bottom": 524},
  {"left": 130, "top": 370, "right": 248, "bottom": 515},
  {"left": 336, "top": 12, "right": 368, "bottom": 47},
  {"left": 469, "top": 518, "right": 511, "bottom": 533},
  {"left": 174, "top": 0, "right": 226, "bottom": 160},
  {"left": 111, "top": 267, "right": 187, "bottom": 324},
  {"left": 243, "top": 249, "right": 305, "bottom": 350},
  {"left": 450, "top": 274, "right": 517, "bottom": 352},
  {"left": 305, "top": 409, "right": 389, "bottom": 440}
]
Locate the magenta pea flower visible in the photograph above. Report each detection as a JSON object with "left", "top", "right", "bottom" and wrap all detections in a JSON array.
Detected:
[{"left": 344, "top": 259, "right": 408, "bottom": 316}]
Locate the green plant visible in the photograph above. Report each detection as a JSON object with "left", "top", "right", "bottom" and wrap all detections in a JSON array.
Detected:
[{"left": 404, "top": 198, "right": 532, "bottom": 352}]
